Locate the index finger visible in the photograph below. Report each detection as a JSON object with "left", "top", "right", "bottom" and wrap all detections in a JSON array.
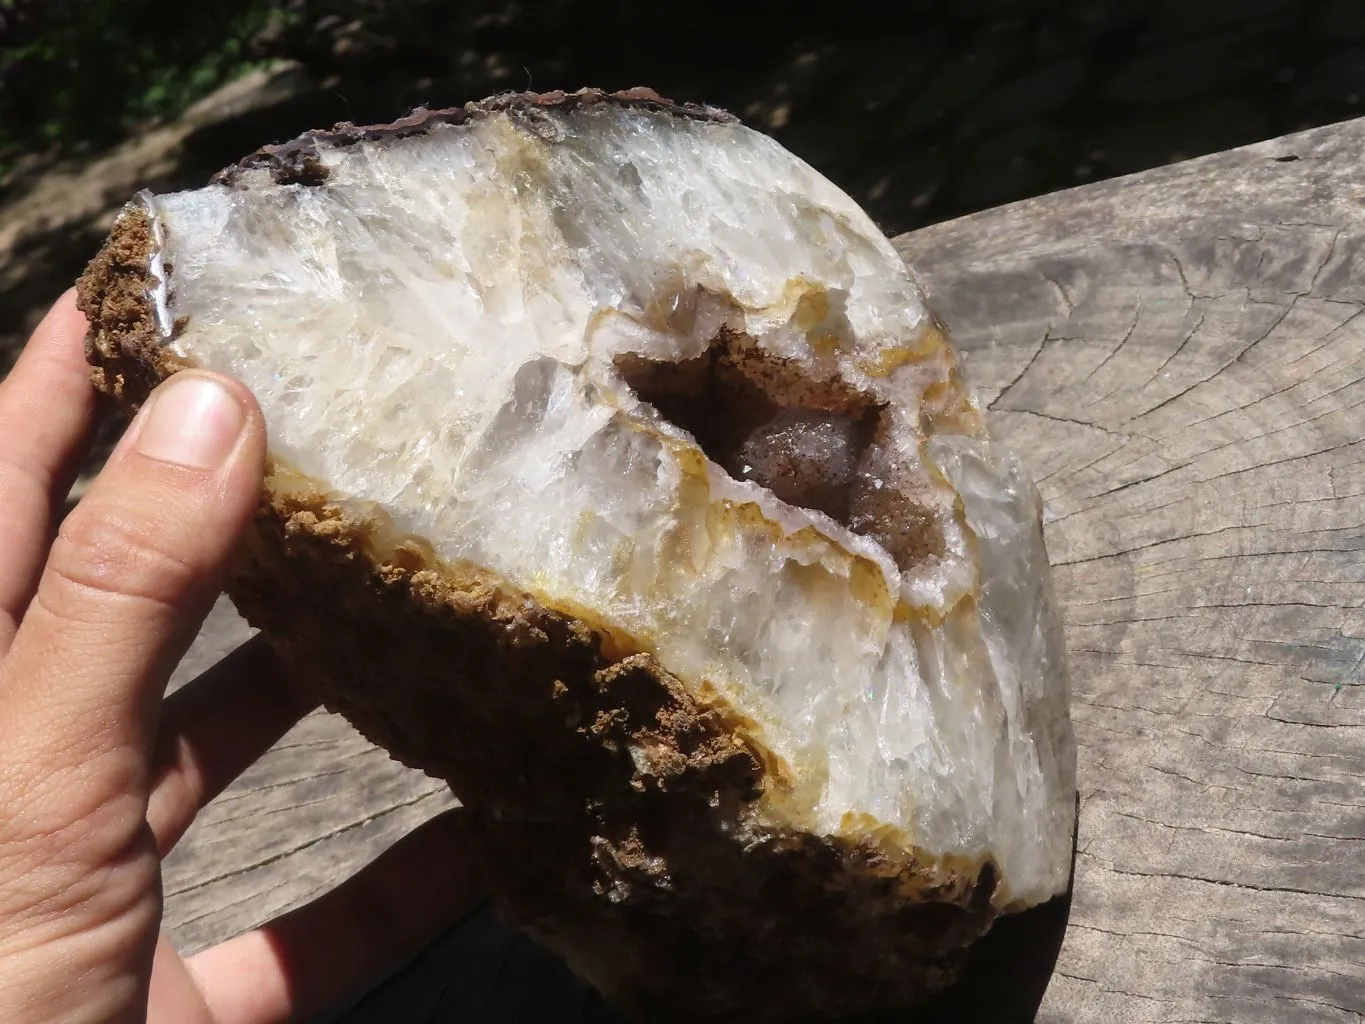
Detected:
[
  {"left": 0, "top": 371, "right": 265, "bottom": 855},
  {"left": 0, "top": 290, "right": 97, "bottom": 655}
]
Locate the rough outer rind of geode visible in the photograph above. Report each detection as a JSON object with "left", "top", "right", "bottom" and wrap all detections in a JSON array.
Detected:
[{"left": 77, "top": 88, "right": 1076, "bottom": 1021}]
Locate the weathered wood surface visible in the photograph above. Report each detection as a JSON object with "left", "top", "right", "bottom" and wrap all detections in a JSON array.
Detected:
[
  {"left": 164, "top": 117, "right": 1365, "bottom": 1022},
  {"left": 162, "top": 600, "right": 453, "bottom": 957},
  {"left": 899, "top": 119, "right": 1365, "bottom": 1022}
]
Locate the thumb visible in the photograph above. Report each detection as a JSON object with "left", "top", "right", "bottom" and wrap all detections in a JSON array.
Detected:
[{"left": 0, "top": 369, "right": 265, "bottom": 841}]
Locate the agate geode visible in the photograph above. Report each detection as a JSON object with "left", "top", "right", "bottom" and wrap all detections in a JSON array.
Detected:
[{"left": 78, "top": 88, "right": 1076, "bottom": 1021}]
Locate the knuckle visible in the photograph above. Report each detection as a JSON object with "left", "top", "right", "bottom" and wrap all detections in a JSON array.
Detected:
[
  {"left": 0, "top": 755, "right": 149, "bottom": 916},
  {"left": 45, "top": 502, "right": 197, "bottom": 609}
]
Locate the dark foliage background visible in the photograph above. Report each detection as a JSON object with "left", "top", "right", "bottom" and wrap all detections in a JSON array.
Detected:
[
  {"left": 9, "top": 0, "right": 1365, "bottom": 380},
  {"left": 5, "top": 0, "right": 1365, "bottom": 233},
  {"left": 0, "top": 1, "right": 283, "bottom": 156}
]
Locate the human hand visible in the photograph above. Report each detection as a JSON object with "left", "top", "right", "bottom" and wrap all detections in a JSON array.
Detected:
[{"left": 0, "top": 292, "right": 479, "bottom": 1024}]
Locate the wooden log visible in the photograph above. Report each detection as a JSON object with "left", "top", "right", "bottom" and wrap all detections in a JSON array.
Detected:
[
  {"left": 163, "top": 117, "right": 1365, "bottom": 1022},
  {"left": 899, "top": 118, "right": 1365, "bottom": 1023}
]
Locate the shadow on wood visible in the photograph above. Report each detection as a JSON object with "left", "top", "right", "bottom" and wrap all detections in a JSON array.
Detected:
[
  {"left": 898, "top": 873, "right": 1073, "bottom": 1024},
  {"left": 317, "top": 810, "right": 1075, "bottom": 1024},
  {"left": 895, "top": 796, "right": 1078, "bottom": 1024}
]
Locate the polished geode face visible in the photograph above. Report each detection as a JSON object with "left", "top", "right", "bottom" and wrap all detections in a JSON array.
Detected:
[{"left": 135, "top": 96, "right": 1074, "bottom": 909}]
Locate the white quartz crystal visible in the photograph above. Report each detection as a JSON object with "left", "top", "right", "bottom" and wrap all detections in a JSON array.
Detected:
[{"left": 137, "top": 98, "right": 1074, "bottom": 909}]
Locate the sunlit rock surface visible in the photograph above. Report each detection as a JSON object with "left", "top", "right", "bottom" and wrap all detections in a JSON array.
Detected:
[{"left": 81, "top": 89, "right": 1075, "bottom": 1017}]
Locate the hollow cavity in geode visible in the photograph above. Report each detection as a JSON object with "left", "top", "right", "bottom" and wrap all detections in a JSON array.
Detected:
[{"left": 77, "top": 88, "right": 1076, "bottom": 1021}]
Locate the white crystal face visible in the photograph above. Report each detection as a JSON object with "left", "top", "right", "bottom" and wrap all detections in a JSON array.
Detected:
[{"left": 139, "top": 100, "right": 1074, "bottom": 908}]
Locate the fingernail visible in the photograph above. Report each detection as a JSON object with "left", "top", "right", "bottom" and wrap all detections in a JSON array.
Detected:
[{"left": 136, "top": 375, "right": 246, "bottom": 470}]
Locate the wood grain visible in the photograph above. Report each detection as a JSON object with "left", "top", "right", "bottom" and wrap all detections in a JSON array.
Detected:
[
  {"left": 164, "top": 118, "right": 1365, "bottom": 1021},
  {"left": 899, "top": 119, "right": 1365, "bottom": 1023},
  {"left": 162, "top": 599, "right": 454, "bottom": 957}
]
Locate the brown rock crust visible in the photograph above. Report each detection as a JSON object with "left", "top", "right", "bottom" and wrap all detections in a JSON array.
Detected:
[
  {"left": 76, "top": 207, "right": 187, "bottom": 401},
  {"left": 213, "top": 87, "right": 735, "bottom": 188},
  {"left": 225, "top": 490, "right": 998, "bottom": 1021},
  {"left": 76, "top": 98, "right": 1006, "bottom": 1021}
]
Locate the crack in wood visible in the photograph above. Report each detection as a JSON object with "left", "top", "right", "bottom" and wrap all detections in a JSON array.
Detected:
[
  {"left": 988, "top": 327, "right": 1057, "bottom": 410},
  {"left": 1042, "top": 272, "right": 1077, "bottom": 316},
  {"left": 166, "top": 787, "right": 445, "bottom": 898},
  {"left": 1090, "top": 861, "right": 1365, "bottom": 904}
]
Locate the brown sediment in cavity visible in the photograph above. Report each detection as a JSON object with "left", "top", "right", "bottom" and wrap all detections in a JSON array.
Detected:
[{"left": 615, "top": 325, "right": 951, "bottom": 570}]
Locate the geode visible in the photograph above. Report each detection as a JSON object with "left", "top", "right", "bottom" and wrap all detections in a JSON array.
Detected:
[{"left": 77, "top": 88, "right": 1076, "bottom": 1021}]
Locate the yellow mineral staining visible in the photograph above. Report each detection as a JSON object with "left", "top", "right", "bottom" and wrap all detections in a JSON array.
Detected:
[
  {"left": 918, "top": 375, "right": 984, "bottom": 436},
  {"left": 857, "top": 320, "right": 951, "bottom": 378}
]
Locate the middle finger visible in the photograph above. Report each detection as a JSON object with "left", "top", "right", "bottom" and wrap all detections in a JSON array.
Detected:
[{"left": 147, "top": 635, "right": 320, "bottom": 855}]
